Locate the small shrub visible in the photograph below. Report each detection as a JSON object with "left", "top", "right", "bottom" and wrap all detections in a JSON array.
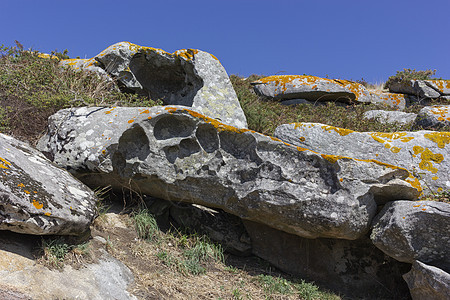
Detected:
[
  {"left": 40, "top": 237, "right": 70, "bottom": 268},
  {"left": 384, "top": 68, "right": 437, "bottom": 90}
]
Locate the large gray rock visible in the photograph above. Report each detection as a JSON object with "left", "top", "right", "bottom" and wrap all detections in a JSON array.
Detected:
[
  {"left": 244, "top": 220, "right": 412, "bottom": 299},
  {"left": 415, "top": 105, "right": 450, "bottom": 129},
  {"left": 38, "top": 106, "right": 420, "bottom": 240},
  {"left": 364, "top": 109, "right": 417, "bottom": 125},
  {"left": 389, "top": 80, "right": 450, "bottom": 99},
  {"left": 0, "top": 133, "right": 97, "bottom": 235},
  {"left": 60, "top": 42, "right": 247, "bottom": 128},
  {"left": 403, "top": 261, "right": 450, "bottom": 300},
  {"left": 371, "top": 200, "right": 450, "bottom": 270},
  {"left": 274, "top": 123, "right": 450, "bottom": 195},
  {"left": 0, "top": 231, "right": 136, "bottom": 300},
  {"left": 251, "top": 75, "right": 371, "bottom": 103},
  {"left": 251, "top": 75, "right": 414, "bottom": 109}
]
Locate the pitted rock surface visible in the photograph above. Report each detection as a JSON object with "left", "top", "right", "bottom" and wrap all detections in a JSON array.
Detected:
[
  {"left": 363, "top": 110, "right": 417, "bottom": 125},
  {"left": 403, "top": 261, "right": 450, "bottom": 300},
  {"left": 415, "top": 105, "right": 450, "bottom": 129},
  {"left": 370, "top": 200, "right": 450, "bottom": 270},
  {"left": 0, "top": 133, "right": 97, "bottom": 235},
  {"left": 274, "top": 122, "right": 449, "bottom": 195},
  {"left": 38, "top": 106, "right": 420, "bottom": 240},
  {"left": 389, "top": 79, "right": 450, "bottom": 99},
  {"left": 59, "top": 42, "right": 247, "bottom": 128}
]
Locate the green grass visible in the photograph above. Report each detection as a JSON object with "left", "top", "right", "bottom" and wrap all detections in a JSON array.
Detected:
[
  {"left": 132, "top": 209, "right": 160, "bottom": 241},
  {"left": 230, "top": 75, "right": 419, "bottom": 136},
  {"left": 255, "top": 275, "right": 340, "bottom": 299},
  {"left": 0, "top": 45, "right": 160, "bottom": 143},
  {"left": 132, "top": 208, "right": 224, "bottom": 275}
]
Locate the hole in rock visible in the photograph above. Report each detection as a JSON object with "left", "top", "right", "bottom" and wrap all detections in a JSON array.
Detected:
[
  {"left": 117, "top": 125, "right": 150, "bottom": 160},
  {"left": 153, "top": 115, "right": 196, "bottom": 140},
  {"left": 178, "top": 138, "right": 201, "bottom": 159},
  {"left": 196, "top": 123, "right": 219, "bottom": 153},
  {"left": 129, "top": 52, "right": 203, "bottom": 106}
]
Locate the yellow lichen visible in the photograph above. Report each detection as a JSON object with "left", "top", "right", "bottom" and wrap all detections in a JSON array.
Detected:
[
  {"left": 424, "top": 132, "right": 450, "bottom": 148},
  {"left": 321, "top": 125, "right": 354, "bottom": 136},
  {"left": 413, "top": 147, "right": 444, "bottom": 174}
]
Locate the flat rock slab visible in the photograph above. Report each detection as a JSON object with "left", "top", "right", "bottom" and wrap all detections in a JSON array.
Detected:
[
  {"left": 370, "top": 200, "right": 450, "bottom": 270},
  {"left": 364, "top": 110, "right": 417, "bottom": 125},
  {"left": 403, "top": 261, "right": 450, "bottom": 300},
  {"left": 0, "top": 133, "right": 97, "bottom": 235},
  {"left": 38, "top": 106, "right": 420, "bottom": 240},
  {"left": 60, "top": 42, "right": 247, "bottom": 128},
  {"left": 274, "top": 123, "right": 450, "bottom": 195},
  {"left": 389, "top": 80, "right": 450, "bottom": 98},
  {"left": 251, "top": 75, "right": 413, "bottom": 109},
  {"left": 415, "top": 105, "right": 450, "bottom": 129},
  {"left": 251, "top": 75, "right": 371, "bottom": 103}
]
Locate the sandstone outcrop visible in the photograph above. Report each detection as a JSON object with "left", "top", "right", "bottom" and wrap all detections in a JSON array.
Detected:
[
  {"left": 37, "top": 106, "right": 420, "bottom": 240},
  {"left": 59, "top": 42, "right": 247, "bottom": 128},
  {"left": 370, "top": 200, "right": 450, "bottom": 269},
  {"left": 403, "top": 261, "right": 450, "bottom": 300},
  {"left": 389, "top": 79, "right": 450, "bottom": 99},
  {"left": 415, "top": 105, "right": 450, "bottom": 129},
  {"left": 251, "top": 75, "right": 415, "bottom": 109},
  {"left": 274, "top": 123, "right": 449, "bottom": 195},
  {"left": 0, "top": 133, "right": 97, "bottom": 235},
  {"left": 363, "top": 110, "right": 417, "bottom": 126}
]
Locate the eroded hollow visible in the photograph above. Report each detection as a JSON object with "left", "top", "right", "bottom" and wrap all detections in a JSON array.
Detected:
[
  {"left": 196, "top": 123, "right": 219, "bottom": 153},
  {"left": 153, "top": 115, "right": 197, "bottom": 140},
  {"left": 129, "top": 51, "right": 203, "bottom": 105},
  {"left": 117, "top": 125, "right": 150, "bottom": 161}
]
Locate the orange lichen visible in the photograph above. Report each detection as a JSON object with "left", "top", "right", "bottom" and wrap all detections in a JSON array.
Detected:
[
  {"left": 128, "top": 119, "right": 134, "bottom": 124},
  {"left": 432, "top": 176, "right": 438, "bottom": 180},
  {"left": 0, "top": 157, "right": 11, "bottom": 169},
  {"left": 32, "top": 199, "right": 43, "bottom": 210},
  {"left": 17, "top": 183, "right": 25, "bottom": 187},
  {"left": 299, "top": 136, "right": 305, "bottom": 142},
  {"left": 140, "top": 109, "right": 150, "bottom": 114},
  {"left": 24, "top": 190, "right": 30, "bottom": 194},
  {"left": 424, "top": 132, "right": 450, "bottom": 148},
  {"left": 44, "top": 212, "right": 51, "bottom": 216}
]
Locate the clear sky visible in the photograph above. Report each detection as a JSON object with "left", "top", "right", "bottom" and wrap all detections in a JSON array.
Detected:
[{"left": 1, "top": 0, "right": 449, "bottom": 83}]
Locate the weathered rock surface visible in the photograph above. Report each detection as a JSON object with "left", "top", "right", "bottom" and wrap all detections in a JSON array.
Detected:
[
  {"left": 60, "top": 42, "right": 247, "bottom": 128},
  {"left": 403, "top": 261, "right": 450, "bottom": 300},
  {"left": 244, "top": 220, "right": 412, "bottom": 299},
  {"left": 415, "top": 105, "right": 450, "bottom": 129},
  {"left": 251, "top": 75, "right": 371, "bottom": 103},
  {"left": 370, "top": 200, "right": 450, "bottom": 270},
  {"left": 274, "top": 123, "right": 449, "bottom": 195},
  {"left": 364, "top": 110, "right": 417, "bottom": 125},
  {"left": 38, "top": 106, "right": 420, "bottom": 240},
  {"left": 389, "top": 80, "right": 450, "bottom": 99},
  {"left": 0, "top": 231, "right": 136, "bottom": 300},
  {"left": 251, "top": 75, "right": 415, "bottom": 109},
  {"left": 0, "top": 133, "right": 97, "bottom": 235}
]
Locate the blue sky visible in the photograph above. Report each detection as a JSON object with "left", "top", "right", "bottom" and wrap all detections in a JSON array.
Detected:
[{"left": 1, "top": 0, "right": 449, "bottom": 83}]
